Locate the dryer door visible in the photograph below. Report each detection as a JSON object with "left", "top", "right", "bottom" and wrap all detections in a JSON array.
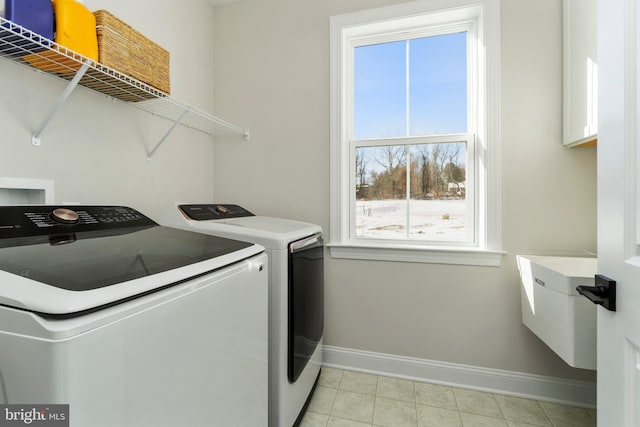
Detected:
[{"left": 288, "top": 233, "right": 324, "bottom": 383}]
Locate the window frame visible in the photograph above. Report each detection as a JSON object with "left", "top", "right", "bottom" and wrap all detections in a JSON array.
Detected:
[{"left": 329, "top": 0, "right": 503, "bottom": 266}]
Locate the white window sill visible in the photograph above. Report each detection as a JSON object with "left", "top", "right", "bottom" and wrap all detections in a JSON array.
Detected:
[{"left": 328, "top": 242, "right": 505, "bottom": 266}]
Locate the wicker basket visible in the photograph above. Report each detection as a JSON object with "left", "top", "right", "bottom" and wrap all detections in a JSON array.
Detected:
[{"left": 94, "top": 10, "right": 170, "bottom": 95}]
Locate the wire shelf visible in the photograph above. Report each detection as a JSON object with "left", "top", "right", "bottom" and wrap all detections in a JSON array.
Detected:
[{"left": 0, "top": 17, "right": 249, "bottom": 152}]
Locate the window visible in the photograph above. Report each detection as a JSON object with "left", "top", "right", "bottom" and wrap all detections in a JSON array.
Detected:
[{"left": 330, "top": 0, "right": 502, "bottom": 266}]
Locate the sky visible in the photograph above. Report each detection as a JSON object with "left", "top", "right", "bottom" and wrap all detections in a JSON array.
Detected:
[{"left": 353, "top": 31, "right": 467, "bottom": 139}]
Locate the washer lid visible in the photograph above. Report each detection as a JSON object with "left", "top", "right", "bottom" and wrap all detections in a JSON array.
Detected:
[
  {"left": 188, "top": 216, "right": 322, "bottom": 249},
  {"left": 0, "top": 205, "right": 263, "bottom": 316}
]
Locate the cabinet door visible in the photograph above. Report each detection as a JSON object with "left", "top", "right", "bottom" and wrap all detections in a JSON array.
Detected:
[{"left": 563, "top": 0, "right": 598, "bottom": 147}]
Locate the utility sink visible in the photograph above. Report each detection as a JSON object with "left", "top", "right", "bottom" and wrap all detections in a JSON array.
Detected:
[{"left": 516, "top": 255, "right": 597, "bottom": 370}]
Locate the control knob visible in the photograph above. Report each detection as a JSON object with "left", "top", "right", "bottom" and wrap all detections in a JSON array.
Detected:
[
  {"left": 215, "top": 205, "right": 230, "bottom": 216},
  {"left": 50, "top": 208, "right": 80, "bottom": 224}
]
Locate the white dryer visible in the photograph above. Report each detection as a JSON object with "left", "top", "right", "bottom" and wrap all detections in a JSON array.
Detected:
[{"left": 165, "top": 204, "right": 324, "bottom": 427}]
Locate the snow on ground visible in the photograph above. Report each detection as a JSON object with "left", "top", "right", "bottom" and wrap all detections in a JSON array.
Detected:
[{"left": 355, "top": 199, "right": 466, "bottom": 241}]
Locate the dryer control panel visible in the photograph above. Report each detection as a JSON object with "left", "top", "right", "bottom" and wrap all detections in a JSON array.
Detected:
[{"left": 179, "top": 204, "right": 255, "bottom": 221}]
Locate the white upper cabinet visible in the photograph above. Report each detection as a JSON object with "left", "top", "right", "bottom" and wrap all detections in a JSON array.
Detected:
[{"left": 563, "top": 0, "right": 597, "bottom": 147}]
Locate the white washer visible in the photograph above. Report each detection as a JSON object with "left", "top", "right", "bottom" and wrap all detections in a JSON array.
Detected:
[
  {"left": 0, "top": 205, "right": 269, "bottom": 427},
  {"left": 164, "top": 204, "right": 324, "bottom": 427}
]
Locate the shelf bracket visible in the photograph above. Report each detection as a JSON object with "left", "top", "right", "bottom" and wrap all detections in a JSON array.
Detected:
[
  {"left": 146, "top": 109, "right": 189, "bottom": 162},
  {"left": 31, "top": 59, "right": 92, "bottom": 146}
]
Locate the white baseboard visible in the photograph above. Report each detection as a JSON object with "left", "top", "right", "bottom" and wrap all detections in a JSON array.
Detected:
[{"left": 322, "top": 345, "right": 596, "bottom": 409}]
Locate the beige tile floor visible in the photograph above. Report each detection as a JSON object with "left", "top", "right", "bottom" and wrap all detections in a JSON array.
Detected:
[{"left": 299, "top": 367, "right": 597, "bottom": 427}]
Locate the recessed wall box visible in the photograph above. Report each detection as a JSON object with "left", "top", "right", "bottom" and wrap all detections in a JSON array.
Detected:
[{"left": 0, "top": 177, "right": 54, "bottom": 205}]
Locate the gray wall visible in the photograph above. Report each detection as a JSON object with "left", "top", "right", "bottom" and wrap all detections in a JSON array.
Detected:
[
  {"left": 212, "top": 0, "right": 598, "bottom": 382},
  {"left": 0, "top": 0, "right": 216, "bottom": 220}
]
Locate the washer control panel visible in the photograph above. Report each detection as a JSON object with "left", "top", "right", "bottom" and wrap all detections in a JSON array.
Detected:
[
  {"left": 0, "top": 205, "right": 155, "bottom": 239},
  {"left": 179, "top": 204, "right": 255, "bottom": 221}
]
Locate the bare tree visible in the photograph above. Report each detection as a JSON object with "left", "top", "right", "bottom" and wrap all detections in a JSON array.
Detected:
[
  {"left": 430, "top": 144, "right": 444, "bottom": 196},
  {"left": 355, "top": 149, "right": 368, "bottom": 187},
  {"left": 374, "top": 145, "right": 406, "bottom": 198},
  {"left": 441, "top": 143, "right": 463, "bottom": 189},
  {"left": 374, "top": 145, "right": 406, "bottom": 171},
  {"left": 366, "top": 143, "right": 466, "bottom": 201},
  {"left": 411, "top": 145, "right": 432, "bottom": 198},
  {"left": 355, "top": 148, "right": 370, "bottom": 199}
]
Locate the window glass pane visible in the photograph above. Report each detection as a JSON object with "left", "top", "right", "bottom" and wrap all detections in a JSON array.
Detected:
[
  {"left": 355, "top": 145, "right": 407, "bottom": 238},
  {"left": 408, "top": 143, "right": 467, "bottom": 241},
  {"left": 409, "top": 32, "right": 467, "bottom": 135},
  {"left": 355, "top": 142, "right": 467, "bottom": 242},
  {"left": 354, "top": 41, "right": 406, "bottom": 139}
]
